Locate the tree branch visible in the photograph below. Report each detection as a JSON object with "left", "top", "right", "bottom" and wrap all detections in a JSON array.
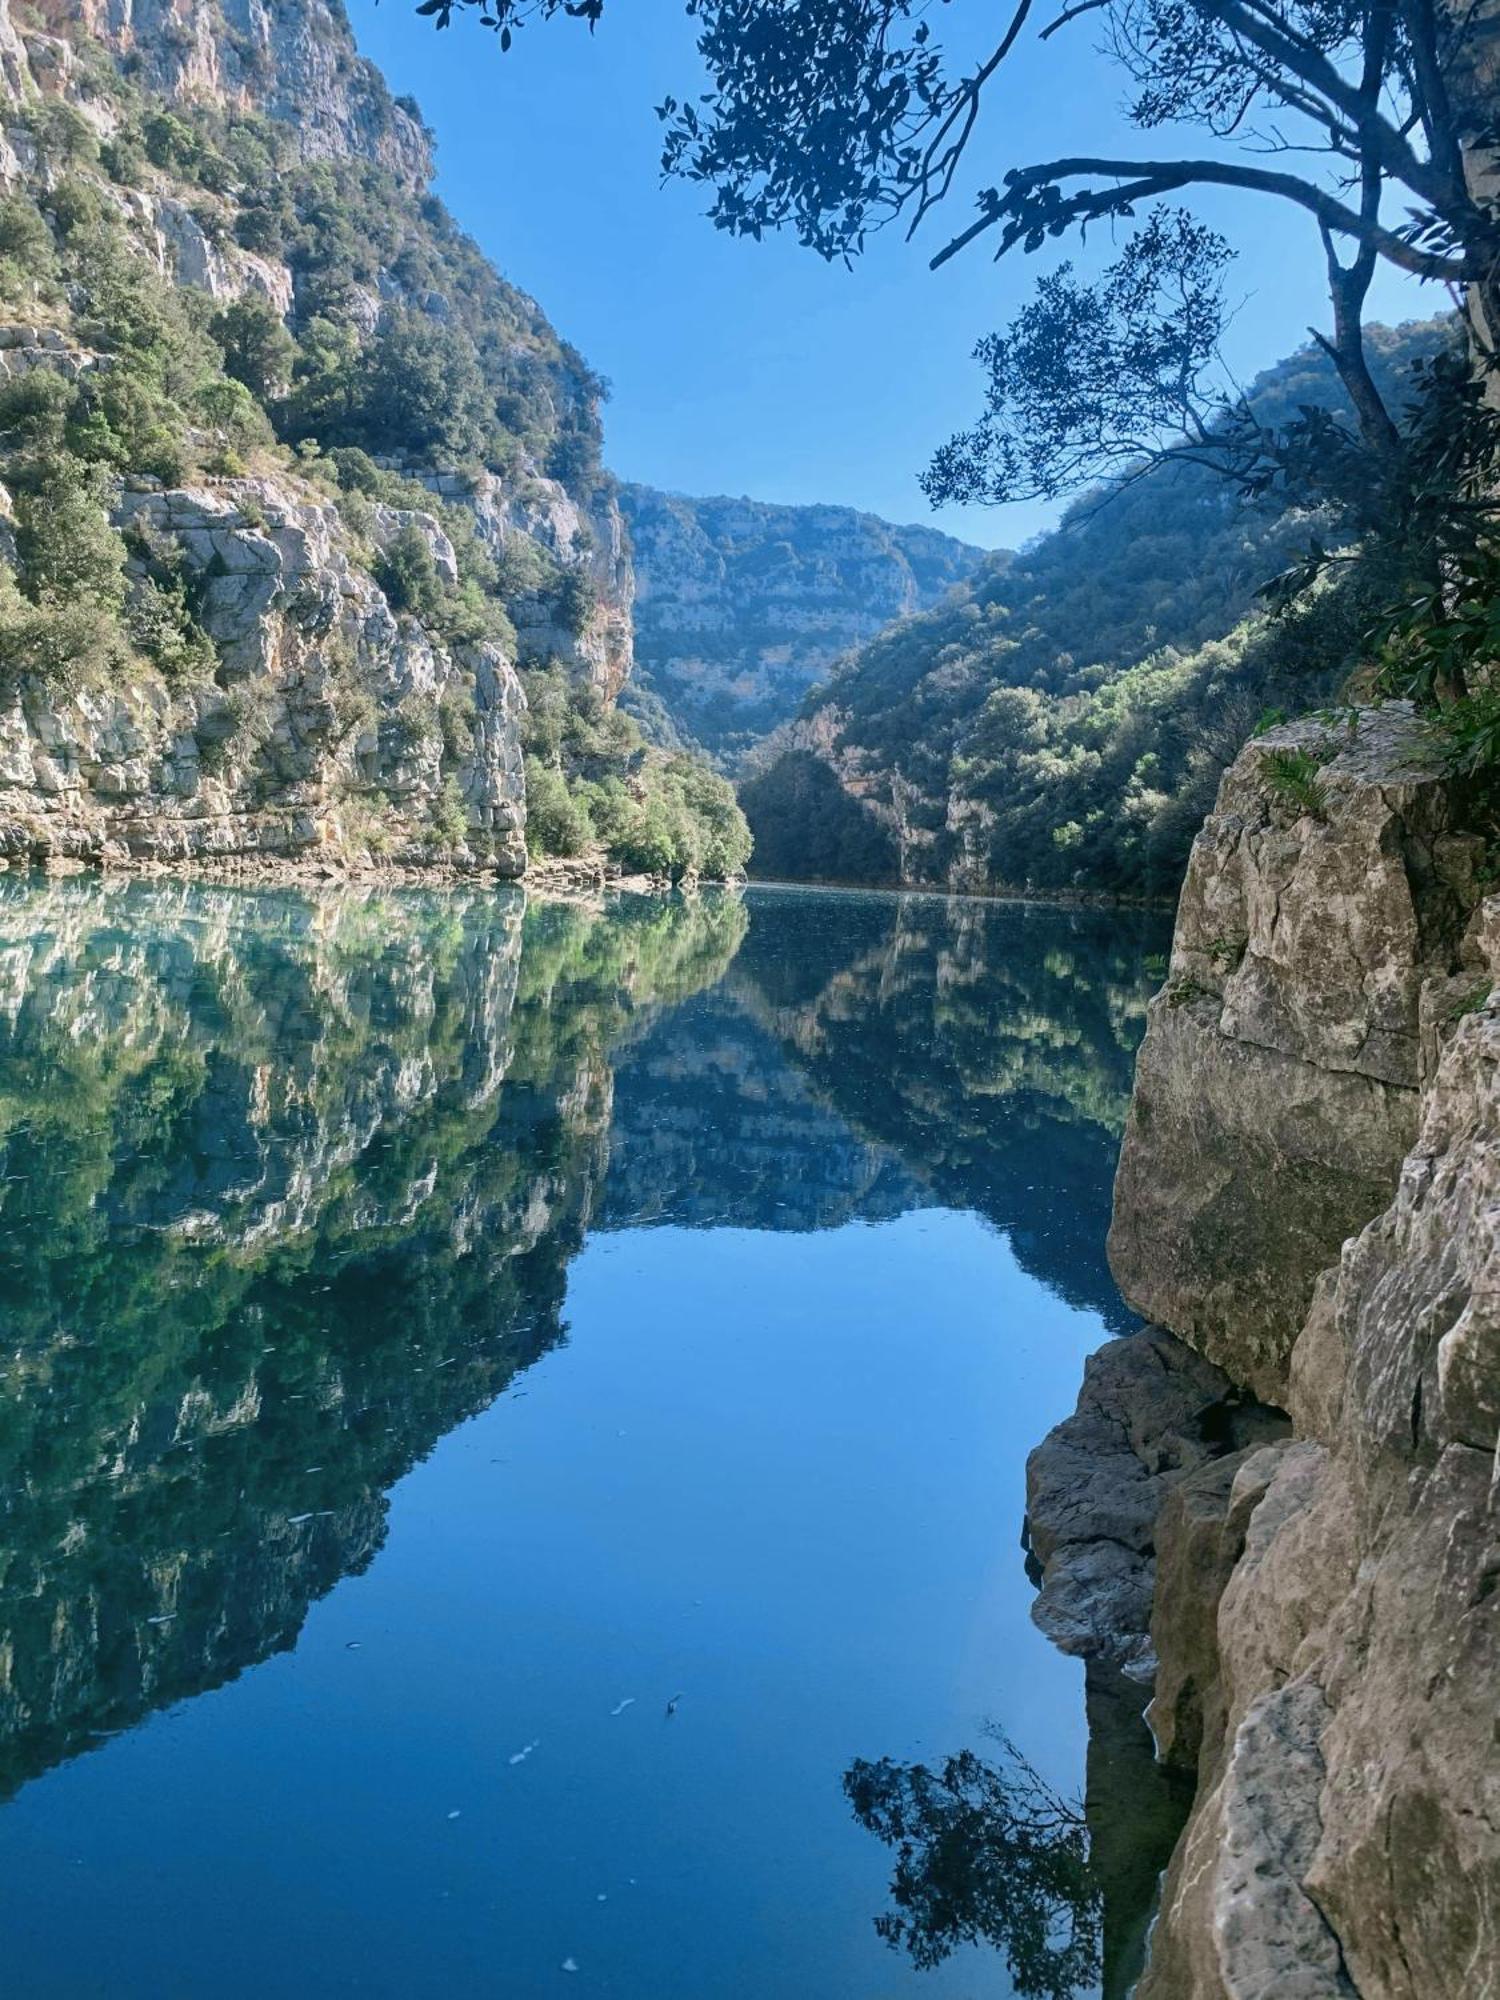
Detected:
[{"left": 930, "top": 154, "right": 1475, "bottom": 281}]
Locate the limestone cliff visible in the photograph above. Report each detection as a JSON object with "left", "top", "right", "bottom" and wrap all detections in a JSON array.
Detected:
[
  {"left": 1110, "top": 705, "right": 1484, "bottom": 1404},
  {"left": 0, "top": 0, "right": 640, "bottom": 875},
  {"left": 1028, "top": 707, "right": 1499, "bottom": 1997},
  {"left": 619, "top": 484, "right": 984, "bottom": 766}
]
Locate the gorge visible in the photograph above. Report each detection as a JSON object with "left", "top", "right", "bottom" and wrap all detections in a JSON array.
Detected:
[{"left": 0, "top": 1, "right": 1491, "bottom": 1997}]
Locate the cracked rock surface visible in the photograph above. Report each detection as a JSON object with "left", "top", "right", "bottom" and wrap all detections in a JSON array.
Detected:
[
  {"left": 1109, "top": 705, "right": 1485, "bottom": 1403},
  {"left": 1070, "top": 708, "right": 1500, "bottom": 1999}
]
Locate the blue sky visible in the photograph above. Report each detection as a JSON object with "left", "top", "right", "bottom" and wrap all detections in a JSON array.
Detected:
[{"left": 351, "top": 0, "right": 1432, "bottom": 550}]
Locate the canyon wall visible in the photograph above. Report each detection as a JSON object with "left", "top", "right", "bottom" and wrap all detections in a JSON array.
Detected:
[
  {"left": 620, "top": 484, "right": 983, "bottom": 766},
  {"left": 1028, "top": 706, "right": 1499, "bottom": 1997},
  {"left": 0, "top": 0, "right": 635, "bottom": 874}
]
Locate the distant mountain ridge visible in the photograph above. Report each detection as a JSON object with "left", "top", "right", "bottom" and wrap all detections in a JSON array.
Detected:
[{"left": 620, "top": 485, "right": 988, "bottom": 765}]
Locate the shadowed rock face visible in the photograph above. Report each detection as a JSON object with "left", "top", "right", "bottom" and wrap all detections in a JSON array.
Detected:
[
  {"left": 1139, "top": 979, "right": 1500, "bottom": 2000},
  {"left": 1035, "top": 706, "right": 1500, "bottom": 2000},
  {"left": 1023, "top": 1331, "right": 1288, "bottom": 1681}
]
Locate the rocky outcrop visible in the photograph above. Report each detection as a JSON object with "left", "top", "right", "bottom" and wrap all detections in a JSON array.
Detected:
[
  {"left": 0, "top": 474, "right": 528, "bottom": 872},
  {"left": 0, "top": 0, "right": 642, "bottom": 879},
  {"left": 67, "top": 0, "right": 434, "bottom": 189},
  {"left": 410, "top": 464, "right": 634, "bottom": 702},
  {"left": 1137, "top": 983, "right": 1500, "bottom": 1997},
  {"left": 1024, "top": 1330, "right": 1288, "bottom": 1679},
  {"left": 620, "top": 486, "right": 983, "bottom": 763},
  {"left": 1109, "top": 706, "right": 1485, "bottom": 1403},
  {"left": 1033, "top": 704, "right": 1499, "bottom": 1999}
]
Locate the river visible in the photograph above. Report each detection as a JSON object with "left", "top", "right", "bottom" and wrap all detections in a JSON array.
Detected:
[{"left": 0, "top": 877, "right": 1173, "bottom": 1996}]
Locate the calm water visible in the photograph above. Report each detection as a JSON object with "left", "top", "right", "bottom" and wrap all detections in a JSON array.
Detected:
[{"left": 0, "top": 878, "right": 1173, "bottom": 1997}]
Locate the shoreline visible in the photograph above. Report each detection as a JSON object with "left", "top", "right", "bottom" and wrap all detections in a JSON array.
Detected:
[{"left": 0, "top": 848, "right": 1176, "bottom": 914}]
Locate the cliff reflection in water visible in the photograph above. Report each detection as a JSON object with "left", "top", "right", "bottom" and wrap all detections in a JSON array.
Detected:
[
  {"left": 0, "top": 876, "right": 1169, "bottom": 1993},
  {"left": 609, "top": 887, "right": 1163, "bottom": 1328},
  {"left": 0, "top": 877, "right": 746, "bottom": 1803}
]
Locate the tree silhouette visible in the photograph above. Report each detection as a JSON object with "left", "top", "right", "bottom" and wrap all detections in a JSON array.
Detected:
[
  {"left": 842, "top": 1732, "right": 1102, "bottom": 1997},
  {"left": 412, "top": 0, "right": 1500, "bottom": 501}
]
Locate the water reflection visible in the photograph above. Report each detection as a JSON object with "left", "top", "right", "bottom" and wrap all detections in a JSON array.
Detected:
[
  {"left": 0, "top": 876, "right": 1169, "bottom": 1993},
  {"left": 611, "top": 888, "right": 1164, "bottom": 1327},
  {"left": 0, "top": 878, "right": 743, "bottom": 1804},
  {"left": 844, "top": 1731, "right": 1100, "bottom": 1993}
]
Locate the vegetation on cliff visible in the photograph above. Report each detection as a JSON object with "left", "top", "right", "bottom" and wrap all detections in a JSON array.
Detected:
[
  {"left": 619, "top": 484, "right": 984, "bottom": 766},
  {"left": 0, "top": 2, "right": 749, "bottom": 878},
  {"left": 741, "top": 322, "right": 1456, "bottom": 898},
  {"left": 521, "top": 660, "right": 751, "bottom": 877}
]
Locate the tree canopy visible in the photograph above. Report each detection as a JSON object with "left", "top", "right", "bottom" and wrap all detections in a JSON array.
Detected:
[{"left": 415, "top": 0, "right": 1500, "bottom": 511}]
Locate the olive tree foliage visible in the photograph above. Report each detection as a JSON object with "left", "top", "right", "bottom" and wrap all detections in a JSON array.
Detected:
[{"left": 412, "top": 0, "right": 1500, "bottom": 517}]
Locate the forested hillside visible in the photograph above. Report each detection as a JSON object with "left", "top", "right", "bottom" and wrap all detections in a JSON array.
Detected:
[
  {"left": 741, "top": 321, "right": 1453, "bottom": 899},
  {"left": 620, "top": 485, "right": 984, "bottom": 765}
]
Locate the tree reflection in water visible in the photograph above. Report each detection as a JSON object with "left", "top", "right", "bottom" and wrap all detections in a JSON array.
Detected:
[{"left": 844, "top": 1729, "right": 1101, "bottom": 1997}]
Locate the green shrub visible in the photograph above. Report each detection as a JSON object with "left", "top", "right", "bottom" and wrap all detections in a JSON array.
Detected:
[
  {"left": 523, "top": 754, "right": 593, "bottom": 857},
  {"left": 16, "top": 467, "right": 127, "bottom": 611},
  {"left": 32, "top": 101, "right": 99, "bottom": 167},
  {"left": 210, "top": 296, "right": 295, "bottom": 402},
  {"left": 374, "top": 525, "right": 447, "bottom": 623},
  {"left": 554, "top": 567, "right": 596, "bottom": 637},
  {"left": 125, "top": 573, "right": 216, "bottom": 686},
  {"left": 100, "top": 135, "right": 146, "bottom": 187},
  {"left": 0, "top": 195, "right": 56, "bottom": 273}
]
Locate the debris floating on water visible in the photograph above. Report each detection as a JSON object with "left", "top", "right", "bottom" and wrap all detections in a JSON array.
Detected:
[
  {"left": 608, "top": 1697, "right": 635, "bottom": 1717},
  {"left": 508, "top": 1740, "right": 539, "bottom": 1767},
  {"left": 561, "top": 1958, "right": 579, "bottom": 1975}
]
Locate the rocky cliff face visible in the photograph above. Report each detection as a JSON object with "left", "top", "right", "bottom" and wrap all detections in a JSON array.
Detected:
[
  {"left": 0, "top": 472, "right": 531, "bottom": 869},
  {"left": 62, "top": 0, "right": 434, "bottom": 185},
  {"left": 1027, "top": 708, "right": 1499, "bottom": 1997},
  {"left": 1110, "top": 706, "right": 1485, "bottom": 1404},
  {"left": 619, "top": 485, "right": 984, "bottom": 765},
  {"left": 0, "top": 0, "right": 637, "bottom": 875}
]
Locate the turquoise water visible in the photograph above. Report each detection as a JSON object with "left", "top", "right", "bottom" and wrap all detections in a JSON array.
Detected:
[{"left": 0, "top": 878, "right": 1170, "bottom": 1996}]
